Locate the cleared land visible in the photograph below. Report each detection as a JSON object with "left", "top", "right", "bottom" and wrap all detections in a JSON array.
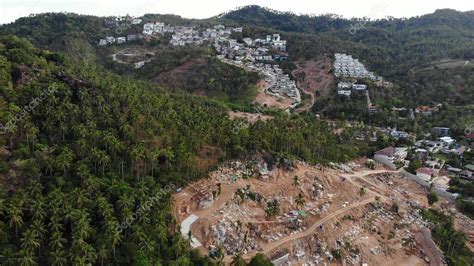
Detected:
[
  {"left": 253, "top": 80, "right": 295, "bottom": 110},
  {"left": 413, "top": 59, "right": 474, "bottom": 73},
  {"left": 228, "top": 111, "right": 273, "bottom": 124},
  {"left": 292, "top": 58, "right": 335, "bottom": 113},
  {"left": 173, "top": 157, "right": 448, "bottom": 265}
]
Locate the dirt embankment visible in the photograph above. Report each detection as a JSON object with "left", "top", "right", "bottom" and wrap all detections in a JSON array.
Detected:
[
  {"left": 228, "top": 111, "right": 273, "bottom": 124},
  {"left": 292, "top": 58, "right": 335, "bottom": 113},
  {"left": 154, "top": 58, "right": 207, "bottom": 82},
  {"left": 253, "top": 80, "right": 294, "bottom": 110}
]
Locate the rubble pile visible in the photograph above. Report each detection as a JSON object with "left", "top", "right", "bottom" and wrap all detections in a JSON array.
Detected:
[
  {"left": 190, "top": 189, "right": 214, "bottom": 209},
  {"left": 329, "top": 162, "right": 361, "bottom": 173},
  {"left": 212, "top": 202, "right": 257, "bottom": 221},
  {"left": 212, "top": 159, "right": 259, "bottom": 184},
  {"left": 211, "top": 218, "right": 261, "bottom": 255}
]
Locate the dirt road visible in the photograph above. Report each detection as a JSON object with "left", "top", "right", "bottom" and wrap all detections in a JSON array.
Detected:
[
  {"left": 242, "top": 197, "right": 376, "bottom": 260},
  {"left": 341, "top": 169, "right": 398, "bottom": 200},
  {"left": 237, "top": 168, "right": 397, "bottom": 259}
]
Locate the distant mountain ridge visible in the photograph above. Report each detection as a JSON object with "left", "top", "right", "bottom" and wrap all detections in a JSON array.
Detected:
[
  {"left": 219, "top": 5, "right": 474, "bottom": 35},
  {"left": 1, "top": 5, "right": 473, "bottom": 107}
]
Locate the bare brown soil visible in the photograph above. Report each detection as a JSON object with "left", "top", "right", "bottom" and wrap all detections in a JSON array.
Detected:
[
  {"left": 253, "top": 80, "right": 294, "bottom": 110},
  {"left": 154, "top": 58, "right": 207, "bottom": 83},
  {"left": 172, "top": 158, "right": 446, "bottom": 265},
  {"left": 110, "top": 46, "right": 157, "bottom": 64},
  {"left": 292, "top": 58, "right": 335, "bottom": 113},
  {"left": 228, "top": 111, "right": 273, "bottom": 124}
]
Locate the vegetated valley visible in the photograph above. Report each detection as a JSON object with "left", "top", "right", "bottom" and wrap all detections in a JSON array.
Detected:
[{"left": 0, "top": 5, "right": 473, "bottom": 265}]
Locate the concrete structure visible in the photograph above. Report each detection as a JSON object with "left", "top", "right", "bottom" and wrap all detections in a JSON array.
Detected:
[
  {"left": 180, "top": 214, "right": 202, "bottom": 248},
  {"left": 438, "top": 136, "right": 455, "bottom": 148},
  {"left": 98, "top": 39, "right": 107, "bottom": 46},
  {"left": 374, "top": 147, "right": 407, "bottom": 170},
  {"left": 432, "top": 127, "right": 449, "bottom": 137},
  {"left": 416, "top": 167, "right": 436, "bottom": 182},
  {"left": 117, "top": 37, "right": 126, "bottom": 44},
  {"left": 338, "top": 90, "right": 352, "bottom": 96},
  {"left": 334, "top": 53, "right": 381, "bottom": 81},
  {"left": 272, "top": 253, "right": 290, "bottom": 265},
  {"left": 352, "top": 84, "right": 367, "bottom": 91},
  {"left": 460, "top": 170, "right": 473, "bottom": 180}
]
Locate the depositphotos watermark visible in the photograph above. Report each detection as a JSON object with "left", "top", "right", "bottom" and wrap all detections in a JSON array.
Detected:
[
  {"left": 115, "top": 18, "right": 134, "bottom": 35},
  {"left": 116, "top": 183, "right": 176, "bottom": 233},
  {"left": 465, "top": 124, "right": 474, "bottom": 135},
  {"left": 0, "top": 84, "right": 58, "bottom": 134}
]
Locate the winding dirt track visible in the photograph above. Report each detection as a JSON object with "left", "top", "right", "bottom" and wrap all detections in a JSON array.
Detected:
[
  {"left": 235, "top": 169, "right": 395, "bottom": 260},
  {"left": 242, "top": 197, "right": 376, "bottom": 259},
  {"left": 185, "top": 167, "right": 396, "bottom": 263}
]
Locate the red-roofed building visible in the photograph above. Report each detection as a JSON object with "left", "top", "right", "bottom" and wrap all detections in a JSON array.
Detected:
[
  {"left": 415, "top": 106, "right": 438, "bottom": 116},
  {"left": 374, "top": 147, "right": 408, "bottom": 169},
  {"left": 416, "top": 167, "right": 436, "bottom": 181},
  {"left": 467, "top": 132, "right": 474, "bottom": 140}
]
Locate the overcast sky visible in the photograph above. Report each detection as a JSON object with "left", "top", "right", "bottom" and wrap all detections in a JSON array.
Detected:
[{"left": 1, "top": 0, "right": 473, "bottom": 24}]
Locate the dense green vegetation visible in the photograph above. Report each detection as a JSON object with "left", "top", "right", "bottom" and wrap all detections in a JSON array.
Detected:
[
  {"left": 0, "top": 6, "right": 473, "bottom": 264},
  {"left": 0, "top": 14, "right": 261, "bottom": 105},
  {"left": 151, "top": 57, "right": 261, "bottom": 102},
  {"left": 421, "top": 209, "right": 473, "bottom": 265},
  {"left": 0, "top": 35, "right": 362, "bottom": 264},
  {"left": 224, "top": 6, "right": 474, "bottom": 111},
  {"left": 2, "top": 8, "right": 473, "bottom": 113}
]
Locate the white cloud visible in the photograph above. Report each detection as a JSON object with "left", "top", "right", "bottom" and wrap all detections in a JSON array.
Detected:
[{"left": 1, "top": 0, "right": 473, "bottom": 24}]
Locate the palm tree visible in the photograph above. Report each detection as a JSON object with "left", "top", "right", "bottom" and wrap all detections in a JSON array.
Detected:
[
  {"left": 73, "top": 189, "right": 89, "bottom": 209},
  {"left": 49, "top": 215, "right": 64, "bottom": 233},
  {"left": 28, "top": 126, "right": 39, "bottom": 152},
  {"left": 231, "top": 252, "right": 246, "bottom": 266},
  {"left": 49, "top": 231, "right": 67, "bottom": 250},
  {"left": 0, "top": 247, "right": 17, "bottom": 266},
  {"left": 8, "top": 199, "right": 24, "bottom": 242},
  {"left": 150, "top": 149, "right": 161, "bottom": 177},
  {"left": 96, "top": 245, "right": 108, "bottom": 266},
  {"left": 55, "top": 148, "right": 75, "bottom": 177},
  {"left": 72, "top": 124, "right": 88, "bottom": 139},
  {"left": 117, "top": 194, "right": 134, "bottom": 220},
  {"left": 107, "top": 227, "right": 122, "bottom": 259},
  {"left": 27, "top": 180, "right": 43, "bottom": 198},
  {"left": 296, "top": 193, "right": 305, "bottom": 207},
  {"left": 131, "top": 144, "right": 145, "bottom": 178},
  {"left": 30, "top": 201, "right": 46, "bottom": 223},
  {"left": 215, "top": 245, "right": 225, "bottom": 265},
  {"left": 20, "top": 229, "right": 40, "bottom": 252},
  {"left": 98, "top": 152, "right": 111, "bottom": 175},
  {"left": 292, "top": 175, "right": 300, "bottom": 187},
  {"left": 17, "top": 249, "right": 37, "bottom": 266},
  {"left": 83, "top": 175, "right": 100, "bottom": 195},
  {"left": 31, "top": 219, "right": 46, "bottom": 248},
  {"left": 83, "top": 243, "right": 97, "bottom": 265},
  {"left": 49, "top": 249, "right": 67, "bottom": 266}
]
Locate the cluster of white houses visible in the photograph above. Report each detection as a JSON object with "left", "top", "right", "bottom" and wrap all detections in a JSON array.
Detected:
[
  {"left": 214, "top": 33, "right": 298, "bottom": 103},
  {"left": 258, "top": 64, "right": 298, "bottom": 100},
  {"left": 142, "top": 23, "right": 244, "bottom": 47},
  {"left": 98, "top": 19, "right": 298, "bottom": 106},
  {"left": 334, "top": 53, "right": 381, "bottom": 81},
  {"left": 221, "top": 60, "right": 300, "bottom": 105},
  {"left": 373, "top": 127, "right": 472, "bottom": 197},
  {"left": 99, "top": 16, "right": 143, "bottom": 46},
  {"left": 214, "top": 33, "right": 288, "bottom": 63},
  {"left": 98, "top": 34, "right": 141, "bottom": 46},
  {"left": 99, "top": 19, "right": 288, "bottom": 64},
  {"left": 337, "top": 82, "right": 367, "bottom": 96}
]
